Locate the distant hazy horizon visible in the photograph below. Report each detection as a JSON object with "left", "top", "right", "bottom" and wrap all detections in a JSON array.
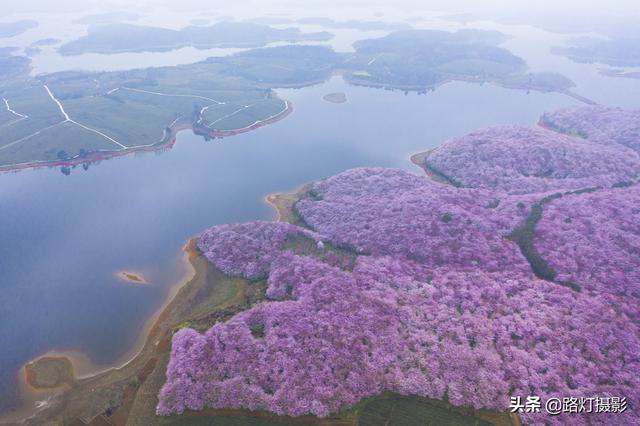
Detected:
[{"left": 2, "top": 0, "right": 639, "bottom": 39}]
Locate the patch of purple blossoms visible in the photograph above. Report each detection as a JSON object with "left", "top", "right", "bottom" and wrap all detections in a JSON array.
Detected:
[
  {"left": 197, "top": 221, "right": 321, "bottom": 280},
  {"left": 535, "top": 185, "right": 640, "bottom": 321},
  {"left": 426, "top": 126, "right": 640, "bottom": 194},
  {"left": 296, "top": 168, "right": 532, "bottom": 273},
  {"left": 541, "top": 106, "right": 640, "bottom": 153}
]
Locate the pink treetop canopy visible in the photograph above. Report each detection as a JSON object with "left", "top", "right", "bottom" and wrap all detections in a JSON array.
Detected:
[
  {"left": 426, "top": 125, "right": 640, "bottom": 194},
  {"left": 158, "top": 107, "right": 640, "bottom": 425},
  {"left": 541, "top": 106, "right": 640, "bottom": 153}
]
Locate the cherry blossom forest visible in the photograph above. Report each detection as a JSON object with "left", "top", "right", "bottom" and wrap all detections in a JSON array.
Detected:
[{"left": 157, "top": 106, "right": 640, "bottom": 425}]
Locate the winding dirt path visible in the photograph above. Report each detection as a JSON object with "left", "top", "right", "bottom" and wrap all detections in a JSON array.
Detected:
[{"left": 44, "top": 85, "right": 128, "bottom": 149}]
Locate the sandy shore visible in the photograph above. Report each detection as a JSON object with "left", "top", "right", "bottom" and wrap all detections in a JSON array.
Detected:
[
  {"left": 409, "top": 149, "right": 432, "bottom": 174},
  {"left": 264, "top": 183, "right": 311, "bottom": 225}
]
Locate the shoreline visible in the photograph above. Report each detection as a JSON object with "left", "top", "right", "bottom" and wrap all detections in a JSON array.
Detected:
[
  {"left": 0, "top": 240, "right": 199, "bottom": 425},
  {"left": 0, "top": 119, "right": 191, "bottom": 175},
  {"left": 4, "top": 181, "right": 307, "bottom": 424},
  {"left": 0, "top": 97, "right": 297, "bottom": 423},
  {"left": 409, "top": 148, "right": 460, "bottom": 186},
  {"left": 0, "top": 99, "right": 294, "bottom": 175}
]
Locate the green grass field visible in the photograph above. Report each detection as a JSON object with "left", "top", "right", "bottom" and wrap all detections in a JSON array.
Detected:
[
  {"left": 156, "top": 395, "right": 502, "bottom": 426},
  {"left": 204, "top": 98, "right": 287, "bottom": 131},
  {"left": 0, "top": 121, "right": 117, "bottom": 165},
  {"left": 159, "top": 415, "right": 301, "bottom": 426},
  {"left": 0, "top": 46, "right": 332, "bottom": 168}
]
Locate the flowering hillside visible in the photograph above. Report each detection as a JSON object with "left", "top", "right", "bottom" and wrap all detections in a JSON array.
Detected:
[
  {"left": 535, "top": 185, "right": 640, "bottom": 322},
  {"left": 198, "top": 221, "right": 321, "bottom": 280},
  {"left": 541, "top": 106, "right": 640, "bottom": 153},
  {"left": 426, "top": 126, "right": 640, "bottom": 193},
  {"left": 294, "top": 168, "right": 534, "bottom": 273},
  {"left": 158, "top": 108, "right": 640, "bottom": 425}
]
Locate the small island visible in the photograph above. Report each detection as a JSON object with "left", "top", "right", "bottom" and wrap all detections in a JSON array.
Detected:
[
  {"left": 322, "top": 92, "right": 347, "bottom": 103},
  {"left": 117, "top": 271, "right": 148, "bottom": 284}
]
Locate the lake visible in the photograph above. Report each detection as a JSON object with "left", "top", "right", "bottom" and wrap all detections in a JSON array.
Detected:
[{"left": 1, "top": 14, "right": 639, "bottom": 417}]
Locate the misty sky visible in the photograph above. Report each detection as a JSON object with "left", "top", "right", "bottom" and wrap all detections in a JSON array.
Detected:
[
  {"left": 1, "top": 0, "right": 638, "bottom": 21},
  {"left": 1, "top": 1, "right": 639, "bottom": 39}
]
